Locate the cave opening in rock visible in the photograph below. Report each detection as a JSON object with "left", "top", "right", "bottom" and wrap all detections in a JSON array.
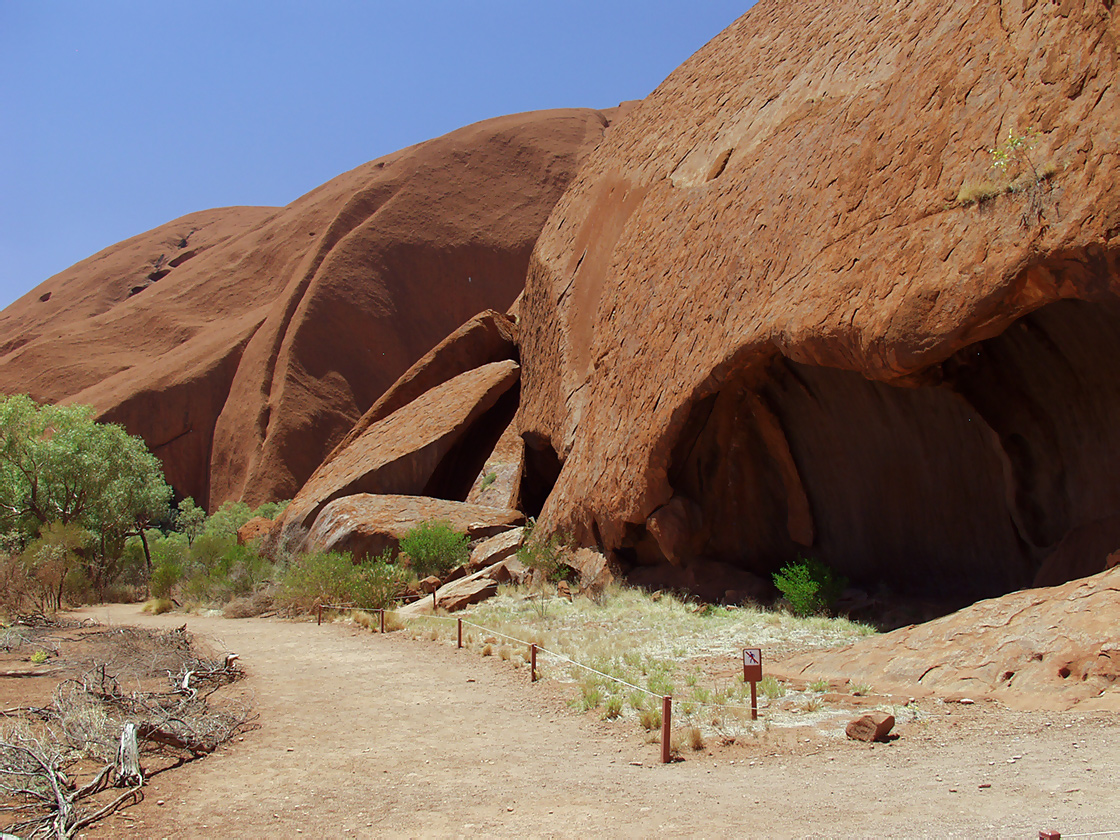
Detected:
[
  {"left": 519, "top": 432, "right": 562, "bottom": 519},
  {"left": 647, "top": 297, "right": 1120, "bottom": 609}
]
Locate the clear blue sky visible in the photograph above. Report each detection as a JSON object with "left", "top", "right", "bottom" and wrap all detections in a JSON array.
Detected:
[{"left": 0, "top": 1, "right": 754, "bottom": 311}]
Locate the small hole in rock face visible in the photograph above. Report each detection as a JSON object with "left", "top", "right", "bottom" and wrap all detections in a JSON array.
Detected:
[
  {"left": 1031, "top": 652, "right": 1044, "bottom": 661},
  {"left": 705, "top": 148, "right": 734, "bottom": 182},
  {"left": 39, "top": 292, "right": 51, "bottom": 302},
  {"left": 1058, "top": 666, "right": 1071, "bottom": 679},
  {"left": 1001, "top": 670, "right": 1015, "bottom": 682}
]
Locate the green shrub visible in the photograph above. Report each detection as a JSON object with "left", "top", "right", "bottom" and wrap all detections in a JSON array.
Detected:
[
  {"left": 516, "top": 519, "right": 572, "bottom": 583},
  {"left": 772, "top": 557, "right": 847, "bottom": 617},
  {"left": 759, "top": 675, "right": 785, "bottom": 700},
  {"left": 277, "top": 550, "right": 406, "bottom": 613},
  {"left": 398, "top": 521, "right": 469, "bottom": 579}
]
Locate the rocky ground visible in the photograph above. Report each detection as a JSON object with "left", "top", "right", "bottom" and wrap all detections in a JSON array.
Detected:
[{"left": 61, "top": 604, "right": 1119, "bottom": 839}]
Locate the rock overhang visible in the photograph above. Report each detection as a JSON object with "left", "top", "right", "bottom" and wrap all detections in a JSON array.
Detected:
[{"left": 516, "top": 0, "right": 1120, "bottom": 601}]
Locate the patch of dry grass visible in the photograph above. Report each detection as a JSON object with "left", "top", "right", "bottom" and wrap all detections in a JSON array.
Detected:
[{"left": 403, "top": 583, "right": 876, "bottom": 742}]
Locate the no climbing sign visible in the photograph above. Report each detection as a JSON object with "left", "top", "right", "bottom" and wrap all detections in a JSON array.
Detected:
[{"left": 743, "top": 648, "right": 762, "bottom": 720}]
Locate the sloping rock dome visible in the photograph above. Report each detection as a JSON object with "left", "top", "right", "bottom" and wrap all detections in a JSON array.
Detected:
[
  {"left": 518, "top": 0, "right": 1120, "bottom": 602},
  {"left": 0, "top": 108, "right": 614, "bottom": 509}
]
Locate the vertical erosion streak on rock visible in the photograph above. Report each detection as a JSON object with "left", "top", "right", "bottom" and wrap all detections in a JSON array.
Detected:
[
  {"left": 207, "top": 184, "right": 401, "bottom": 505},
  {"left": 251, "top": 184, "right": 402, "bottom": 442}
]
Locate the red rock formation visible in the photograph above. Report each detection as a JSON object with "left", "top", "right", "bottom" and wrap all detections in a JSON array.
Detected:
[
  {"left": 301, "top": 494, "right": 524, "bottom": 561},
  {"left": 275, "top": 359, "right": 520, "bottom": 555},
  {"left": 0, "top": 109, "right": 614, "bottom": 508},
  {"left": 775, "top": 567, "right": 1120, "bottom": 712},
  {"left": 518, "top": 0, "right": 1120, "bottom": 599}
]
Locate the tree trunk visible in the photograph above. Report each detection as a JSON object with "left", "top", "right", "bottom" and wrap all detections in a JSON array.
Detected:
[
  {"left": 137, "top": 524, "right": 153, "bottom": 597},
  {"left": 116, "top": 723, "right": 142, "bottom": 786}
]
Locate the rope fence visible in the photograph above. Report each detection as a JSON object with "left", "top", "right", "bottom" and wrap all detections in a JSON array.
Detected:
[
  {"left": 314, "top": 601, "right": 769, "bottom": 764},
  {"left": 314, "top": 600, "right": 1109, "bottom": 835}
]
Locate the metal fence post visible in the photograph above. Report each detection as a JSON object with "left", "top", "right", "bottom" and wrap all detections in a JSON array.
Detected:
[
  {"left": 317, "top": 604, "right": 322, "bottom": 626},
  {"left": 379, "top": 609, "right": 385, "bottom": 634},
  {"left": 458, "top": 618, "right": 463, "bottom": 649},
  {"left": 531, "top": 644, "right": 538, "bottom": 682}
]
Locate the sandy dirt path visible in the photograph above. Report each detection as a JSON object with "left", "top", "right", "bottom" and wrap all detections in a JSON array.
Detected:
[{"left": 72, "top": 604, "right": 1119, "bottom": 839}]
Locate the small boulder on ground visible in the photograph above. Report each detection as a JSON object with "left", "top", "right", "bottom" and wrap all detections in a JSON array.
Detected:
[
  {"left": 419, "top": 576, "right": 442, "bottom": 594},
  {"left": 845, "top": 712, "right": 895, "bottom": 743}
]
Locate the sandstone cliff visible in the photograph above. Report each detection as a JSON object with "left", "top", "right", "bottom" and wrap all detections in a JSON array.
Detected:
[
  {"left": 518, "top": 0, "right": 1120, "bottom": 600},
  {"left": 0, "top": 108, "right": 614, "bottom": 509}
]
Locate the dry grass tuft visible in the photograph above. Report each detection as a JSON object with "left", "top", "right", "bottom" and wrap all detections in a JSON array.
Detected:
[
  {"left": 481, "top": 644, "right": 493, "bottom": 657},
  {"left": 141, "top": 598, "right": 173, "bottom": 615},
  {"left": 687, "top": 726, "right": 705, "bottom": 751},
  {"left": 956, "top": 180, "right": 1002, "bottom": 206}
]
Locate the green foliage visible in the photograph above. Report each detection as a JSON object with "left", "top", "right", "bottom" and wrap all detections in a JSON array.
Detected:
[
  {"left": 175, "top": 497, "right": 207, "bottom": 546},
  {"left": 0, "top": 395, "right": 171, "bottom": 596},
  {"left": 30, "top": 649, "right": 48, "bottom": 665},
  {"left": 398, "top": 520, "right": 469, "bottom": 579},
  {"left": 772, "top": 557, "right": 847, "bottom": 617},
  {"left": 989, "top": 126, "right": 1040, "bottom": 175},
  {"left": 20, "top": 521, "right": 93, "bottom": 610},
  {"left": 516, "top": 519, "right": 572, "bottom": 583},
  {"left": 277, "top": 550, "right": 407, "bottom": 613},
  {"left": 200, "top": 500, "right": 253, "bottom": 541},
  {"left": 809, "top": 677, "right": 830, "bottom": 693},
  {"left": 479, "top": 471, "right": 498, "bottom": 491},
  {"left": 759, "top": 675, "right": 785, "bottom": 700}
]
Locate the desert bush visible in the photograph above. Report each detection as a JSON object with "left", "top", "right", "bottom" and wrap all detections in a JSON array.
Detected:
[
  {"left": 142, "top": 597, "right": 174, "bottom": 615},
  {"left": 223, "top": 589, "right": 275, "bottom": 619},
  {"left": 772, "top": 556, "right": 847, "bottom": 617},
  {"left": 277, "top": 550, "right": 406, "bottom": 613},
  {"left": 516, "top": 519, "right": 572, "bottom": 583},
  {"left": 398, "top": 520, "right": 469, "bottom": 579}
]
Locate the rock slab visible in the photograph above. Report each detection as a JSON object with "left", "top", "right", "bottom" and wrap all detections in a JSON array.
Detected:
[{"left": 845, "top": 712, "right": 895, "bottom": 743}]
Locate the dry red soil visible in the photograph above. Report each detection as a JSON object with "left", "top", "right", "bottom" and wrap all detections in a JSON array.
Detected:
[{"left": 65, "top": 605, "right": 1119, "bottom": 839}]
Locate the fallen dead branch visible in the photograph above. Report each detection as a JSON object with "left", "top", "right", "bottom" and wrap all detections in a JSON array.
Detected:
[{"left": 0, "top": 625, "right": 255, "bottom": 837}]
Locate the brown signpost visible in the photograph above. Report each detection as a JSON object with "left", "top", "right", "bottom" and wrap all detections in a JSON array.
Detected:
[{"left": 743, "top": 648, "right": 762, "bottom": 720}]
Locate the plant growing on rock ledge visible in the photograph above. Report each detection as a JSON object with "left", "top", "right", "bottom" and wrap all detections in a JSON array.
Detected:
[{"left": 957, "top": 126, "right": 1059, "bottom": 226}]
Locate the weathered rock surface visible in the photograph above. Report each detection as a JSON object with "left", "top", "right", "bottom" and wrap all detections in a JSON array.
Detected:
[
  {"left": 300, "top": 494, "right": 524, "bottom": 561},
  {"left": 401, "top": 555, "right": 529, "bottom": 614},
  {"left": 320, "top": 310, "right": 519, "bottom": 471},
  {"left": 275, "top": 359, "right": 520, "bottom": 552},
  {"left": 0, "top": 108, "right": 614, "bottom": 508},
  {"left": 467, "top": 528, "right": 525, "bottom": 572},
  {"left": 775, "top": 567, "right": 1120, "bottom": 712},
  {"left": 518, "top": 0, "right": 1120, "bottom": 599},
  {"left": 236, "top": 516, "right": 273, "bottom": 546},
  {"left": 845, "top": 712, "right": 895, "bottom": 743}
]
